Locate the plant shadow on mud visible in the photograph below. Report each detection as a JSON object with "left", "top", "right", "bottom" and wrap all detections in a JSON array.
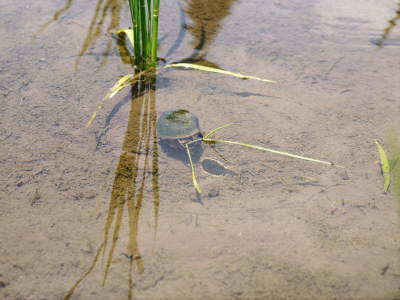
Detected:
[
  {"left": 65, "top": 76, "right": 159, "bottom": 300},
  {"left": 35, "top": 0, "right": 128, "bottom": 68},
  {"left": 371, "top": 1, "right": 400, "bottom": 47},
  {"left": 35, "top": 0, "right": 238, "bottom": 69}
]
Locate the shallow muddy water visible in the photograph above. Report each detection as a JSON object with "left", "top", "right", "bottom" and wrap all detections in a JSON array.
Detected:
[{"left": 1, "top": 0, "right": 400, "bottom": 299}]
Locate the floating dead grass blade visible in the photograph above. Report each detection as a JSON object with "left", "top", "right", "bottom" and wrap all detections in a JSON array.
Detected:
[
  {"left": 203, "top": 123, "right": 234, "bottom": 139},
  {"left": 204, "top": 124, "right": 334, "bottom": 165},
  {"left": 86, "top": 68, "right": 157, "bottom": 127},
  {"left": 375, "top": 140, "right": 391, "bottom": 193},
  {"left": 164, "top": 63, "right": 276, "bottom": 83},
  {"left": 86, "top": 74, "right": 132, "bottom": 127},
  {"left": 204, "top": 138, "right": 334, "bottom": 166},
  {"left": 185, "top": 140, "right": 202, "bottom": 193},
  {"left": 186, "top": 125, "right": 335, "bottom": 193}
]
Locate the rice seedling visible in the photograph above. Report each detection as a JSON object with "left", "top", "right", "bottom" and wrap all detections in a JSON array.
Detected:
[
  {"left": 126, "top": 0, "right": 160, "bottom": 69},
  {"left": 79, "top": 0, "right": 277, "bottom": 128}
]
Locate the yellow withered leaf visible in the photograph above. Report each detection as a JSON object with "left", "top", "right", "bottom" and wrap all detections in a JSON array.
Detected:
[
  {"left": 116, "top": 29, "right": 134, "bottom": 48},
  {"left": 185, "top": 142, "right": 202, "bottom": 193},
  {"left": 165, "top": 63, "right": 276, "bottom": 83},
  {"left": 375, "top": 140, "right": 391, "bottom": 193},
  {"left": 86, "top": 74, "right": 133, "bottom": 127}
]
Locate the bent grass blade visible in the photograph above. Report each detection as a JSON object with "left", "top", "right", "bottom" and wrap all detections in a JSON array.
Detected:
[
  {"left": 186, "top": 126, "right": 336, "bottom": 193},
  {"left": 203, "top": 123, "right": 234, "bottom": 139},
  {"left": 204, "top": 138, "right": 335, "bottom": 166},
  {"left": 203, "top": 124, "right": 334, "bottom": 165},
  {"left": 86, "top": 74, "right": 132, "bottom": 127},
  {"left": 164, "top": 63, "right": 277, "bottom": 83},
  {"left": 86, "top": 68, "right": 158, "bottom": 127},
  {"left": 185, "top": 140, "right": 202, "bottom": 193},
  {"left": 375, "top": 140, "right": 391, "bottom": 193}
]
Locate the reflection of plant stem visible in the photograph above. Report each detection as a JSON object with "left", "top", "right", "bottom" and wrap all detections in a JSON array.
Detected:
[
  {"left": 375, "top": 2, "right": 400, "bottom": 46},
  {"left": 183, "top": 0, "right": 238, "bottom": 58},
  {"left": 74, "top": 0, "right": 123, "bottom": 69},
  {"left": 34, "top": 0, "right": 74, "bottom": 37},
  {"left": 65, "top": 74, "right": 160, "bottom": 299},
  {"left": 64, "top": 242, "right": 105, "bottom": 300},
  {"left": 150, "top": 88, "right": 160, "bottom": 238}
]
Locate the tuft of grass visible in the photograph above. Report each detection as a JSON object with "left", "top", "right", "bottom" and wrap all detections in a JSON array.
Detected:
[{"left": 128, "top": 0, "right": 160, "bottom": 69}]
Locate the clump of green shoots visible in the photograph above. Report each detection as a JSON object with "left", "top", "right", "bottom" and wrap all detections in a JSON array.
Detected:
[
  {"left": 87, "top": 0, "right": 277, "bottom": 126},
  {"left": 127, "top": 0, "right": 160, "bottom": 69}
]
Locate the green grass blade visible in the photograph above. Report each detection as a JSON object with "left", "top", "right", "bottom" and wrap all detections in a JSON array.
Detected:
[
  {"left": 164, "top": 63, "right": 276, "bottom": 83},
  {"left": 147, "top": 0, "right": 152, "bottom": 35},
  {"left": 128, "top": 0, "right": 141, "bottom": 60},
  {"left": 151, "top": 0, "right": 160, "bottom": 63},
  {"left": 134, "top": 0, "right": 142, "bottom": 61},
  {"left": 204, "top": 123, "right": 234, "bottom": 139},
  {"left": 137, "top": 0, "right": 148, "bottom": 64},
  {"left": 185, "top": 142, "right": 202, "bottom": 193},
  {"left": 204, "top": 138, "right": 335, "bottom": 166},
  {"left": 375, "top": 140, "right": 391, "bottom": 193}
]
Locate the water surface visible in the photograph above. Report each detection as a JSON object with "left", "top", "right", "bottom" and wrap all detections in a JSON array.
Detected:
[{"left": 1, "top": 0, "right": 400, "bottom": 299}]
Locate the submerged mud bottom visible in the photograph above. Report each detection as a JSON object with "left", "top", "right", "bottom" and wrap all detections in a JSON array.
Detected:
[
  {"left": 1, "top": 0, "right": 400, "bottom": 299},
  {"left": 159, "top": 138, "right": 203, "bottom": 164},
  {"left": 200, "top": 158, "right": 237, "bottom": 176}
]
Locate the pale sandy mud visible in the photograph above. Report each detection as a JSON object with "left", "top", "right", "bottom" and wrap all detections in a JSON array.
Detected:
[{"left": 0, "top": 0, "right": 399, "bottom": 299}]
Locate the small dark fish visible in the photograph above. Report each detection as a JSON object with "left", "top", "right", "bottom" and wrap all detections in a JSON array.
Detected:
[
  {"left": 234, "top": 92, "right": 266, "bottom": 98},
  {"left": 81, "top": 52, "right": 130, "bottom": 57}
]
